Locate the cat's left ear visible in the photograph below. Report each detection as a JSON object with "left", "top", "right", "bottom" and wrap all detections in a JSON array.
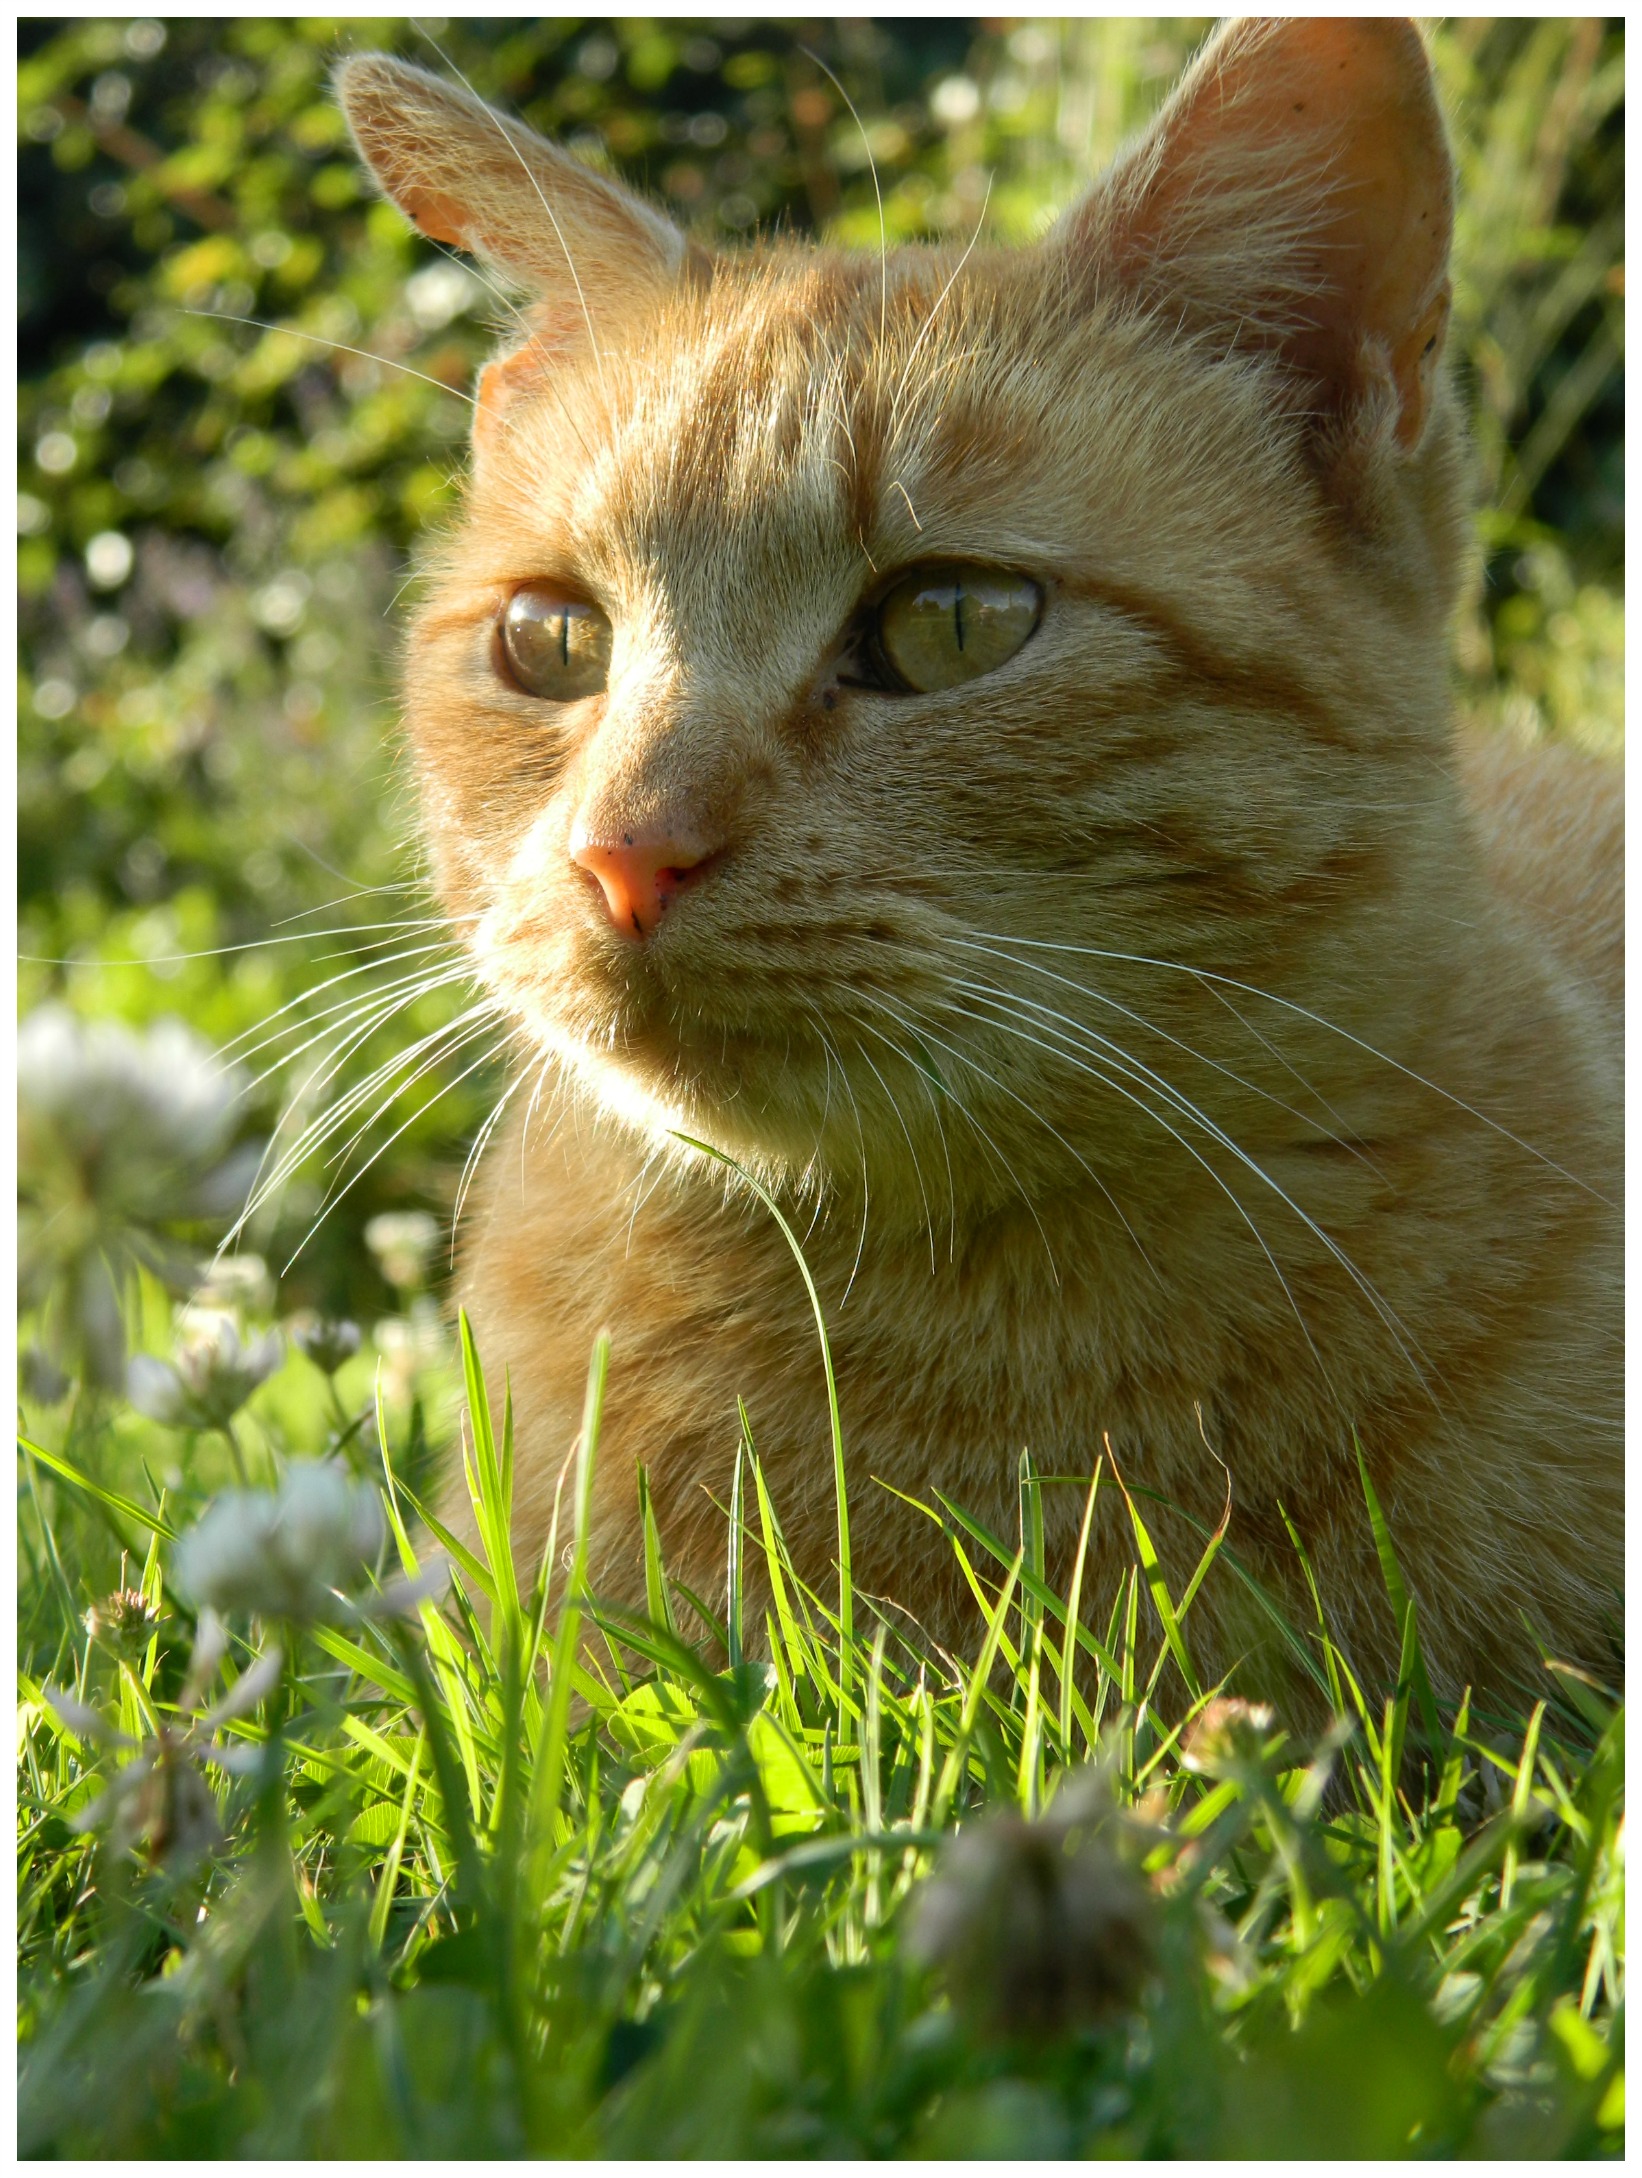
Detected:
[
  {"left": 336, "top": 55, "right": 695, "bottom": 450},
  {"left": 1058, "top": 18, "right": 1454, "bottom": 457}
]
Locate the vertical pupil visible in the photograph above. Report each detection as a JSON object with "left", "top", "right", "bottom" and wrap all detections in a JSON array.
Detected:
[
  {"left": 558, "top": 612, "right": 568, "bottom": 668},
  {"left": 953, "top": 586, "right": 966, "bottom": 652}
]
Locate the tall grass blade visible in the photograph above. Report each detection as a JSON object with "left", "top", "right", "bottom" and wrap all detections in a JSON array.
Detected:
[
  {"left": 526, "top": 1331, "right": 607, "bottom": 1888},
  {"left": 1355, "top": 1433, "right": 1444, "bottom": 1757},
  {"left": 726, "top": 1429, "right": 746, "bottom": 1671},
  {"left": 1109, "top": 1448, "right": 1201, "bottom": 1702},
  {"left": 20, "top": 1437, "right": 176, "bottom": 1542},
  {"left": 673, "top": 1133, "right": 853, "bottom": 1726},
  {"left": 932, "top": 1548, "right": 1023, "bottom": 1826},
  {"left": 1058, "top": 1457, "right": 1103, "bottom": 1754}
]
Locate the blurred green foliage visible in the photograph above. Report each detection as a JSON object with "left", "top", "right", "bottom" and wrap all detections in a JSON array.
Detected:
[{"left": 18, "top": 17, "right": 1623, "bottom": 1321}]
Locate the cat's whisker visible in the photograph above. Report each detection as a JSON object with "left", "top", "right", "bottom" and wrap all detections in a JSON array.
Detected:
[
  {"left": 945, "top": 931, "right": 1384, "bottom": 1178},
  {"left": 283, "top": 1030, "right": 510, "bottom": 1273},
  {"left": 798, "top": 45, "right": 888, "bottom": 354},
  {"left": 229, "top": 968, "right": 485, "bottom": 1229},
  {"left": 222, "top": 946, "right": 470, "bottom": 1076},
  {"left": 17, "top": 914, "right": 463, "bottom": 974},
  {"left": 947, "top": 976, "right": 1437, "bottom": 1404},
  {"left": 864, "top": 996, "right": 1066, "bottom": 1290},
  {"left": 874, "top": 982, "right": 1159, "bottom": 1283},
  {"left": 851, "top": 1031, "right": 938, "bottom": 1278},
  {"left": 312, "top": 1007, "right": 504, "bottom": 1182},
  {"left": 230, "top": 994, "right": 501, "bottom": 1246},
  {"left": 181, "top": 307, "right": 481, "bottom": 410},
  {"left": 1200, "top": 976, "right": 1381, "bottom": 1180},
  {"left": 620, "top": 1146, "right": 670, "bottom": 1262},
  {"left": 963, "top": 928, "right": 1609, "bottom": 1206},
  {"left": 887, "top": 176, "right": 994, "bottom": 438},
  {"left": 858, "top": 1016, "right": 960, "bottom": 1265},
  {"left": 232, "top": 961, "right": 478, "bottom": 1103},
  {"left": 797, "top": 1005, "right": 872, "bottom": 1303},
  {"left": 451, "top": 1055, "right": 531, "bottom": 1251},
  {"left": 931, "top": 984, "right": 1327, "bottom": 1382}
]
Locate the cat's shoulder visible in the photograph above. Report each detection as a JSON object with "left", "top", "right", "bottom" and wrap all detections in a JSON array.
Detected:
[{"left": 1457, "top": 723, "right": 1622, "bottom": 1015}]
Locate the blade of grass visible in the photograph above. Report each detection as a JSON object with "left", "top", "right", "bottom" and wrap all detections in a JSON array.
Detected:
[
  {"left": 1058, "top": 1456, "right": 1103, "bottom": 1756},
  {"left": 932, "top": 1548, "right": 1024, "bottom": 1826},
  {"left": 673, "top": 1133, "right": 853, "bottom": 1731},
  {"left": 880, "top": 1477, "right": 1125, "bottom": 1681},
  {"left": 458, "top": 1310, "right": 522, "bottom": 1662},
  {"left": 1108, "top": 1444, "right": 1201, "bottom": 1702},
  {"left": 1278, "top": 1499, "right": 1346, "bottom": 1719},
  {"left": 1355, "top": 1433, "right": 1444, "bottom": 1758},
  {"left": 369, "top": 1728, "right": 425, "bottom": 1953},
  {"left": 526, "top": 1332, "right": 607, "bottom": 1887},
  {"left": 726, "top": 1428, "right": 746, "bottom": 1671},
  {"left": 636, "top": 1462, "right": 680, "bottom": 1643},
  {"left": 1501, "top": 1698, "right": 1547, "bottom": 1910},
  {"left": 21, "top": 1437, "right": 176, "bottom": 1541}
]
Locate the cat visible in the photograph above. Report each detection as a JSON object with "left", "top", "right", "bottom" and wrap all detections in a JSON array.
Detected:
[{"left": 336, "top": 19, "right": 1622, "bottom": 1721}]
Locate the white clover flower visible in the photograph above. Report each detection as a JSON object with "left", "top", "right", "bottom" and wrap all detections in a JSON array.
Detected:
[
  {"left": 169, "top": 1462, "right": 443, "bottom": 1627},
  {"left": 126, "top": 1317, "right": 284, "bottom": 1432},
  {"left": 171, "top": 1460, "right": 385, "bottom": 1620},
  {"left": 192, "top": 1252, "right": 275, "bottom": 1317},
  {"left": 371, "top": 1299, "right": 448, "bottom": 1403},
  {"left": 18, "top": 1006, "right": 261, "bottom": 1385},
  {"left": 364, "top": 1209, "right": 440, "bottom": 1291}
]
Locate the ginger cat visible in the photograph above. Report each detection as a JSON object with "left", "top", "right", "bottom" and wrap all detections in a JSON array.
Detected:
[{"left": 338, "top": 20, "right": 1622, "bottom": 1717}]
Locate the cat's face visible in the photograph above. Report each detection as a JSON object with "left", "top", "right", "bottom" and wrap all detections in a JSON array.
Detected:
[{"left": 344, "top": 21, "right": 1468, "bottom": 1220}]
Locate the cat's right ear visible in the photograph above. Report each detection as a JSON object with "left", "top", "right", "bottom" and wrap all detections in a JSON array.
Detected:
[
  {"left": 1056, "top": 20, "right": 1454, "bottom": 466},
  {"left": 335, "top": 55, "right": 693, "bottom": 448}
]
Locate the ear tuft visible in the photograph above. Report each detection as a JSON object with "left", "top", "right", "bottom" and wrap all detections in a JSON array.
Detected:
[{"left": 1058, "top": 19, "right": 1454, "bottom": 456}]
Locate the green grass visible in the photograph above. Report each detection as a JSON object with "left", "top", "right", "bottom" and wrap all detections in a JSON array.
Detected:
[{"left": 17, "top": 1265, "right": 1624, "bottom": 2158}]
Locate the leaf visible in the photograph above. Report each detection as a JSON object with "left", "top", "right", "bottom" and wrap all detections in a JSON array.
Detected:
[{"left": 20, "top": 1437, "right": 176, "bottom": 1540}]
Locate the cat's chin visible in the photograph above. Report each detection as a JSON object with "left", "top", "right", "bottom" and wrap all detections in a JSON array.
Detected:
[{"left": 518, "top": 992, "right": 835, "bottom": 1167}]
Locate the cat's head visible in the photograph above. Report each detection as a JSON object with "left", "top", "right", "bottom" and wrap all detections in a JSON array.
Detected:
[{"left": 338, "top": 22, "right": 1468, "bottom": 1220}]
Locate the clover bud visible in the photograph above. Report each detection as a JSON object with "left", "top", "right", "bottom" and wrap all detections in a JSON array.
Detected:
[
  {"left": 290, "top": 1313, "right": 363, "bottom": 1377},
  {"left": 908, "top": 1772, "right": 1156, "bottom": 2042},
  {"left": 1179, "top": 1697, "right": 1278, "bottom": 1776},
  {"left": 84, "top": 1587, "right": 163, "bottom": 1661},
  {"left": 124, "top": 1744, "right": 224, "bottom": 1866}
]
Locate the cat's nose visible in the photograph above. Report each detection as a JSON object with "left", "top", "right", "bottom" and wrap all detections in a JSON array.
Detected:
[{"left": 569, "top": 821, "right": 717, "bottom": 940}]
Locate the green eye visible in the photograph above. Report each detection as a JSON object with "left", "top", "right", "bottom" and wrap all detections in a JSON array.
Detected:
[
  {"left": 499, "top": 582, "right": 612, "bottom": 701},
  {"left": 876, "top": 563, "right": 1042, "bottom": 692}
]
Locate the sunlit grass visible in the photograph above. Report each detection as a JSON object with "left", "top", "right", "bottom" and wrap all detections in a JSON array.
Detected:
[{"left": 17, "top": 1232, "right": 1624, "bottom": 2155}]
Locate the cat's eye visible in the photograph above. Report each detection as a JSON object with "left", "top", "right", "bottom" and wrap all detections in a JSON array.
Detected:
[
  {"left": 498, "top": 582, "right": 612, "bottom": 701},
  {"left": 875, "top": 564, "right": 1042, "bottom": 693}
]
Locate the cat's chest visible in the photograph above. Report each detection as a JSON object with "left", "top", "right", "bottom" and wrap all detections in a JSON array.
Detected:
[{"left": 467, "top": 1104, "right": 1317, "bottom": 1485}]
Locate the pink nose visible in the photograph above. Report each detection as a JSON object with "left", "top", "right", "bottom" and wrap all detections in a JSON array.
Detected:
[{"left": 569, "top": 825, "right": 715, "bottom": 940}]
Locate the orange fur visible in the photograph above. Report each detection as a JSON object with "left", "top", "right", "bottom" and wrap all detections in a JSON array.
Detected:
[{"left": 337, "top": 23, "right": 1621, "bottom": 1716}]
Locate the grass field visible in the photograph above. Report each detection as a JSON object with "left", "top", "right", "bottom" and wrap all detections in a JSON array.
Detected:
[{"left": 17, "top": 1255, "right": 1625, "bottom": 2156}]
